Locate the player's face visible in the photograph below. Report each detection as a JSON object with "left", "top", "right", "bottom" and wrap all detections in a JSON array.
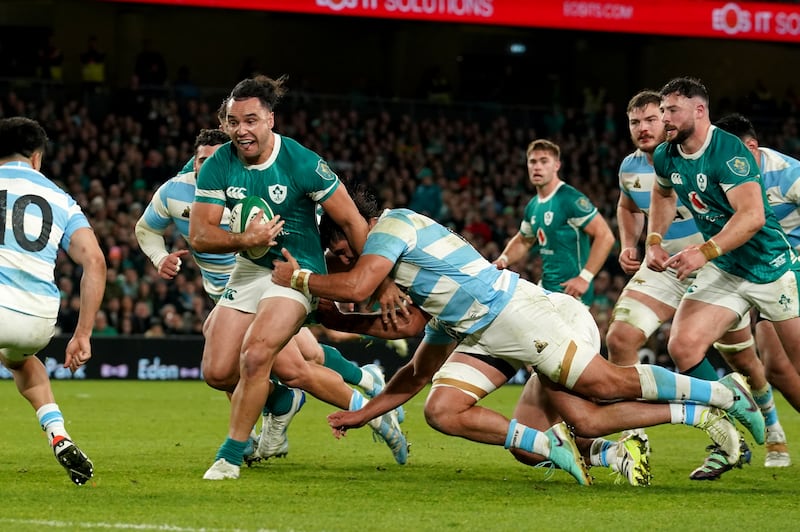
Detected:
[
  {"left": 226, "top": 97, "right": 275, "bottom": 164},
  {"left": 328, "top": 238, "right": 356, "bottom": 266},
  {"left": 628, "top": 103, "right": 665, "bottom": 154},
  {"left": 193, "top": 144, "right": 223, "bottom": 174},
  {"left": 660, "top": 93, "right": 696, "bottom": 145},
  {"left": 526, "top": 149, "right": 560, "bottom": 188}
]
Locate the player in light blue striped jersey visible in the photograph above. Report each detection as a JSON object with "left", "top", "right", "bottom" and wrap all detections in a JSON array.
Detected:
[
  {"left": 0, "top": 117, "right": 106, "bottom": 485},
  {"left": 136, "top": 128, "right": 234, "bottom": 299},
  {"left": 272, "top": 188, "right": 768, "bottom": 485}
]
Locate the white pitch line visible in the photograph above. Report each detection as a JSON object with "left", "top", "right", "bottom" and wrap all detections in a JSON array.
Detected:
[{"left": 0, "top": 518, "right": 285, "bottom": 532}]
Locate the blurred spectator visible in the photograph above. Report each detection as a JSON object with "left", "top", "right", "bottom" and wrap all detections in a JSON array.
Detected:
[
  {"left": 80, "top": 35, "right": 106, "bottom": 88},
  {"left": 134, "top": 39, "right": 167, "bottom": 87},
  {"left": 408, "top": 167, "right": 442, "bottom": 218},
  {"left": 93, "top": 310, "right": 119, "bottom": 336},
  {"left": 36, "top": 34, "right": 63, "bottom": 81}
]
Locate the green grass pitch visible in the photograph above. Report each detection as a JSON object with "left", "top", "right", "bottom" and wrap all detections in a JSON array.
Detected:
[{"left": 1, "top": 380, "right": 799, "bottom": 531}]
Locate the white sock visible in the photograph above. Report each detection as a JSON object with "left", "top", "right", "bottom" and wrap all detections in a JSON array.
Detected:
[{"left": 36, "top": 403, "right": 68, "bottom": 445}]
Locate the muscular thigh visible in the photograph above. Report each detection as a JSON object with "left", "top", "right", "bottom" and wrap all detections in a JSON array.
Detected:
[{"left": 202, "top": 305, "right": 252, "bottom": 372}]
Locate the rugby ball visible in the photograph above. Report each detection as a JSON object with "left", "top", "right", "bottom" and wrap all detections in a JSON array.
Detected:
[{"left": 229, "top": 196, "right": 274, "bottom": 260}]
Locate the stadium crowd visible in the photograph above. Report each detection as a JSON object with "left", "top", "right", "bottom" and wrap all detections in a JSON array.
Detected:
[{"left": 2, "top": 74, "right": 798, "bottom": 362}]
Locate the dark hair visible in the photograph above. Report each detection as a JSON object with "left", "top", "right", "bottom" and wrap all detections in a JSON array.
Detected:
[
  {"left": 0, "top": 117, "right": 48, "bottom": 159},
  {"left": 216, "top": 97, "right": 229, "bottom": 124},
  {"left": 194, "top": 128, "right": 229, "bottom": 153},
  {"left": 319, "top": 185, "right": 381, "bottom": 247},
  {"left": 229, "top": 75, "right": 288, "bottom": 112},
  {"left": 627, "top": 90, "right": 662, "bottom": 114},
  {"left": 659, "top": 77, "right": 709, "bottom": 103},
  {"left": 714, "top": 113, "right": 758, "bottom": 141}
]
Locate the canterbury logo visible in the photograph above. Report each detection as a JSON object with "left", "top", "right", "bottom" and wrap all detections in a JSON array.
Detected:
[
  {"left": 226, "top": 187, "right": 247, "bottom": 200},
  {"left": 221, "top": 288, "right": 237, "bottom": 301}
]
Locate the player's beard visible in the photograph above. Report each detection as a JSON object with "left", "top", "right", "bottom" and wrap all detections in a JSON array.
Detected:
[{"left": 667, "top": 124, "right": 693, "bottom": 145}]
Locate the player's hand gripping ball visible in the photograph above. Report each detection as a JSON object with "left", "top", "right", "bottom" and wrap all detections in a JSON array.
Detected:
[{"left": 229, "top": 196, "right": 274, "bottom": 260}]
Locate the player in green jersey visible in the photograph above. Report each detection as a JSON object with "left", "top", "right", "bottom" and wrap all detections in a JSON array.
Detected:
[
  {"left": 494, "top": 139, "right": 615, "bottom": 306},
  {"left": 609, "top": 90, "right": 787, "bottom": 479},
  {"left": 190, "top": 75, "right": 406, "bottom": 480},
  {"left": 648, "top": 77, "right": 800, "bottom": 458}
]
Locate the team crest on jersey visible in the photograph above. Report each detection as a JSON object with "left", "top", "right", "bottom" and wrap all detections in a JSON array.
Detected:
[
  {"left": 536, "top": 227, "right": 547, "bottom": 246},
  {"left": 687, "top": 191, "right": 709, "bottom": 214},
  {"left": 576, "top": 197, "right": 593, "bottom": 213},
  {"left": 696, "top": 173, "right": 708, "bottom": 192},
  {"left": 726, "top": 157, "right": 750, "bottom": 176},
  {"left": 544, "top": 211, "right": 553, "bottom": 226},
  {"left": 315, "top": 160, "right": 338, "bottom": 181},
  {"left": 268, "top": 184, "right": 287, "bottom": 204}
]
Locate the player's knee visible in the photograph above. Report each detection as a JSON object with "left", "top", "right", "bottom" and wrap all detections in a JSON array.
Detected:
[
  {"left": 201, "top": 354, "right": 239, "bottom": 391},
  {"left": 203, "top": 366, "right": 238, "bottom": 391},
  {"left": 605, "top": 326, "right": 643, "bottom": 365},
  {"left": 666, "top": 334, "right": 701, "bottom": 364},
  {"left": 423, "top": 400, "right": 455, "bottom": 435},
  {"left": 240, "top": 343, "right": 276, "bottom": 379}
]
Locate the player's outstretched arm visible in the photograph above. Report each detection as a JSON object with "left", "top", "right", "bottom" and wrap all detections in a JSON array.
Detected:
[
  {"left": 327, "top": 340, "right": 452, "bottom": 437},
  {"left": 63, "top": 227, "right": 106, "bottom": 372}
]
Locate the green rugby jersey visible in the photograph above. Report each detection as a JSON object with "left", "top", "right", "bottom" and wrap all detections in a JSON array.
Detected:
[
  {"left": 653, "top": 126, "right": 798, "bottom": 283},
  {"left": 519, "top": 182, "right": 598, "bottom": 305},
  {"left": 195, "top": 135, "right": 339, "bottom": 273}
]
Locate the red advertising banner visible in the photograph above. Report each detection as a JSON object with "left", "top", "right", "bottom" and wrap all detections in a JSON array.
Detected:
[{"left": 104, "top": 0, "right": 800, "bottom": 42}]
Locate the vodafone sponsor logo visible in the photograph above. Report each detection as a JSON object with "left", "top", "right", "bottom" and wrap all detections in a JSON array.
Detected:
[
  {"left": 712, "top": 2, "right": 800, "bottom": 37},
  {"left": 316, "top": 0, "right": 494, "bottom": 17}
]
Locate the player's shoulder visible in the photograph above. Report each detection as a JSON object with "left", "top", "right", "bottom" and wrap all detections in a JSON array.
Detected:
[
  {"left": 620, "top": 149, "right": 652, "bottom": 173},
  {"left": 202, "top": 141, "right": 237, "bottom": 168},
  {"left": 277, "top": 134, "right": 336, "bottom": 178},
  {"left": 761, "top": 146, "right": 800, "bottom": 172},
  {"left": 557, "top": 182, "right": 590, "bottom": 201},
  {"left": 278, "top": 134, "right": 320, "bottom": 162},
  {"left": 8, "top": 166, "right": 73, "bottom": 201},
  {"left": 653, "top": 141, "right": 671, "bottom": 159},
  {"left": 710, "top": 126, "right": 747, "bottom": 152},
  {"left": 652, "top": 141, "right": 676, "bottom": 170}
]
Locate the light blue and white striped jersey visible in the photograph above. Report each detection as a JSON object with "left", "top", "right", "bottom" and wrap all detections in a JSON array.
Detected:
[
  {"left": 140, "top": 171, "right": 235, "bottom": 298},
  {"left": 618, "top": 148, "right": 703, "bottom": 255},
  {"left": 0, "top": 161, "right": 90, "bottom": 318},
  {"left": 759, "top": 147, "right": 800, "bottom": 250},
  {"left": 363, "top": 208, "right": 518, "bottom": 337}
]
